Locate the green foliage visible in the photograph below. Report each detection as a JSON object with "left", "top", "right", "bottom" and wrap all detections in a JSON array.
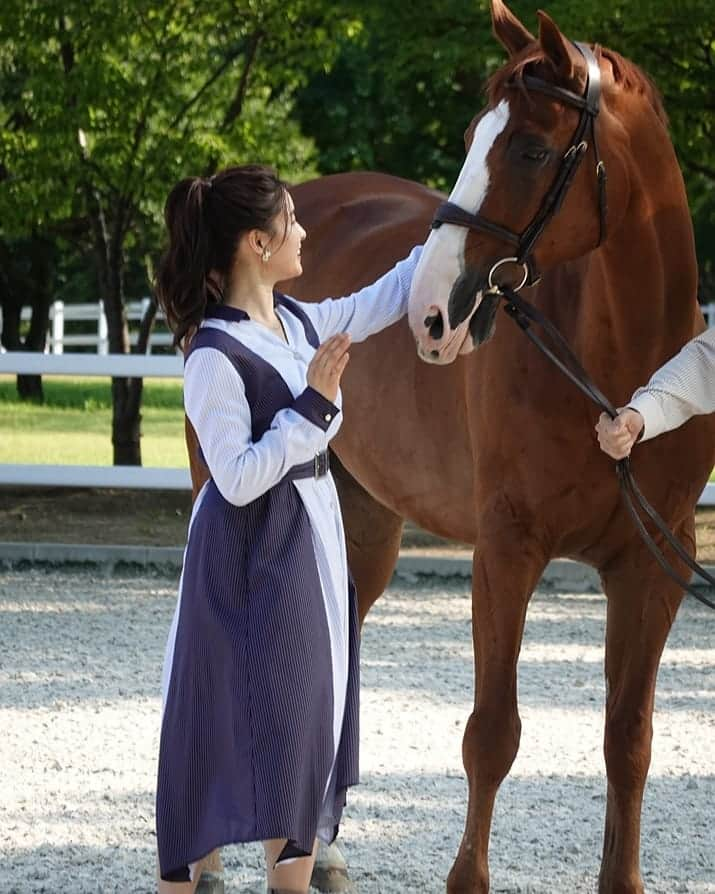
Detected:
[
  {"left": 294, "top": 0, "right": 714, "bottom": 293},
  {"left": 0, "top": 0, "right": 356, "bottom": 289},
  {"left": 1, "top": 0, "right": 712, "bottom": 304}
]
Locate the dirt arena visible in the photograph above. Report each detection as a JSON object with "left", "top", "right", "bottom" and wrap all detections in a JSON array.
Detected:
[{"left": 0, "top": 567, "right": 713, "bottom": 893}]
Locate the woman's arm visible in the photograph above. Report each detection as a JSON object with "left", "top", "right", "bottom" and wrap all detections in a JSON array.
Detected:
[
  {"left": 628, "top": 326, "right": 715, "bottom": 441},
  {"left": 184, "top": 347, "right": 338, "bottom": 506},
  {"left": 297, "top": 244, "right": 423, "bottom": 343},
  {"left": 596, "top": 327, "right": 715, "bottom": 458}
]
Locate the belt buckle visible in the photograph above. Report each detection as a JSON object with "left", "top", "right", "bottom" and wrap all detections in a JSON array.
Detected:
[{"left": 313, "top": 451, "right": 329, "bottom": 478}]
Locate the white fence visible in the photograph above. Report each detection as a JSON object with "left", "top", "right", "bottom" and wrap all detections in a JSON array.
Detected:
[
  {"left": 0, "top": 350, "right": 713, "bottom": 503},
  {"left": 0, "top": 351, "right": 189, "bottom": 490},
  {"left": 0, "top": 300, "right": 177, "bottom": 354},
  {"left": 2, "top": 301, "right": 715, "bottom": 356}
]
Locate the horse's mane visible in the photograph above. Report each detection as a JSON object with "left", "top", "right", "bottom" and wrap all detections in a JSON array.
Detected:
[{"left": 487, "top": 44, "right": 668, "bottom": 126}]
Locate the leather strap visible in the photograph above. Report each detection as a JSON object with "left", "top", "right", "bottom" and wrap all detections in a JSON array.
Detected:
[{"left": 498, "top": 284, "right": 715, "bottom": 610}]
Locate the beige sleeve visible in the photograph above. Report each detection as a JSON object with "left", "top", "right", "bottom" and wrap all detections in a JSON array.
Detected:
[{"left": 628, "top": 327, "right": 715, "bottom": 441}]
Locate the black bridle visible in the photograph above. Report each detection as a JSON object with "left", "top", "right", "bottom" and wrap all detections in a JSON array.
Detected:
[
  {"left": 428, "top": 43, "right": 715, "bottom": 609},
  {"left": 431, "top": 41, "right": 608, "bottom": 289}
]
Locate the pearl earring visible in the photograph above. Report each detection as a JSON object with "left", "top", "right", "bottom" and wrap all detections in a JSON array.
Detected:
[{"left": 261, "top": 248, "right": 271, "bottom": 263}]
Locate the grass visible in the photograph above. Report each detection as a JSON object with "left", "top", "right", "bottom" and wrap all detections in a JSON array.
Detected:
[
  {"left": 0, "top": 376, "right": 187, "bottom": 467},
  {"left": 2, "top": 376, "right": 715, "bottom": 480}
]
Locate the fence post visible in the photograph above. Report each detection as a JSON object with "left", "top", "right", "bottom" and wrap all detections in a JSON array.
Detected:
[
  {"left": 98, "top": 301, "right": 108, "bottom": 355},
  {"left": 52, "top": 301, "right": 64, "bottom": 354}
]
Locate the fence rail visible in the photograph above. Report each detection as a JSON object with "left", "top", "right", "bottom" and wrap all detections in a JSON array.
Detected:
[
  {"left": 0, "top": 350, "right": 713, "bottom": 505},
  {"left": 3, "top": 301, "right": 715, "bottom": 355},
  {"left": 0, "top": 299, "right": 177, "bottom": 354},
  {"left": 0, "top": 351, "right": 186, "bottom": 490}
]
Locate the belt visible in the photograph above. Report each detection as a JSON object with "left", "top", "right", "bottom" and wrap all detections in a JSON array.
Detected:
[{"left": 285, "top": 450, "right": 330, "bottom": 481}]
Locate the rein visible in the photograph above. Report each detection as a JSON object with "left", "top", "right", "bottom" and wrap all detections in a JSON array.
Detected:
[{"left": 496, "top": 284, "right": 715, "bottom": 611}]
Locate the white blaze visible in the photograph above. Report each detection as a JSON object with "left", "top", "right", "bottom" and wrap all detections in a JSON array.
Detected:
[{"left": 408, "top": 99, "right": 511, "bottom": 361}]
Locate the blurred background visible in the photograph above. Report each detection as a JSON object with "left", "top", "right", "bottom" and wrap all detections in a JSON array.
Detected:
[{"left": 1, "top": 0, "right": 712, "bottom": 467}]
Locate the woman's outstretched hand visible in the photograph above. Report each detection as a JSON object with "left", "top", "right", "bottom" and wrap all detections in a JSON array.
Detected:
[
  {"left": 307, "top": 333, "right": 351, "bottom": 403},
  {"left": 595, "top": 408, "right": 644, "bottom": 459}
]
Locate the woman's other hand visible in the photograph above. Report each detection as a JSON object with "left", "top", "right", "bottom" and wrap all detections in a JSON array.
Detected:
[
  {"left": 595, "top": 408, "right": 644, "bottom": 459},
  {"left": 307, "top": 333, "right": 351, "bottom": 403}
]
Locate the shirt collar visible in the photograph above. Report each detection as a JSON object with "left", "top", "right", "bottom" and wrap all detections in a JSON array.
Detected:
[
  {"left": 205, "top": 292, "right": 283, "bottom": 324},
  {"left": 204, "top": 303, "right": 249, "bottom": 323}
]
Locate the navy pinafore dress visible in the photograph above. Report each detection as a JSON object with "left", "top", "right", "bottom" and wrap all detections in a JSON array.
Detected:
[{"left": 156, "top": 298, "right": 360, "bottom": 882}]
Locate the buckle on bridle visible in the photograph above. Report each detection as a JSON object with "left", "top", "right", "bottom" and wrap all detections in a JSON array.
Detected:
[
  {"left": 563, "top": 140, "right": 588, "bottom": 162},
  {"left": 313, "top": 451, "right": 330, "bottom": 478}
]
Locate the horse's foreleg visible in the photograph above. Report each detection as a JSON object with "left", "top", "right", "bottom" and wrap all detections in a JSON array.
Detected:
[
  {"left": 598, "top": 533, "right": 690, "bottom": 894},
  {"left": 448, "top": 534, "right": 547, "bottom": 894}
]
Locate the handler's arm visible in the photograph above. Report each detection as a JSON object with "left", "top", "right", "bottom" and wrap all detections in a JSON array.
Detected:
[
  {"left": 184, "top": 348, "right": 338, "bottom": 506},
  {"left": 628, "top": 327, "right": 715, "bottom": 441},
  {"left": 297, "top": 244, "right": 423, "bottom": 343}
]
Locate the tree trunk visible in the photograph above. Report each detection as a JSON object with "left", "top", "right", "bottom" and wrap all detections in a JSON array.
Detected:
[
  {"left": 111, "top": 376, "right": 143, "bottom": 465},
  {"left": 87, "top": 194, "right": 143, "bottom": 466},
  {"left": 17, "top": 235, "right": 54, "bottom": 402},
  {"left": 104, "top": 248, "right": 143, "bottom": 466},
  {"left": 0, "top": 235, "right": 52, "bottom": 402}
]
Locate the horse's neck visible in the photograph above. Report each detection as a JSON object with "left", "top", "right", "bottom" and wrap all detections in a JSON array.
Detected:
[{"left": 575, "top": 100, "right": 701, "bottom": 383}]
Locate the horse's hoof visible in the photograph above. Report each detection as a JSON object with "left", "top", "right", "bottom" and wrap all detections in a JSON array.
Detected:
[
  {"left": 196, "top": 871, "right": 225, "bottom": 894},
  {"left": 309, "top": 865, "right": 356, "bottom": 893}
]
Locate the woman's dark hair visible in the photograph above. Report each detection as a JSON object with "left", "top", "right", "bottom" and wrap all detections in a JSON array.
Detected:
[{"left": 155, "top": 164, "right": 289, "bottom": 345}]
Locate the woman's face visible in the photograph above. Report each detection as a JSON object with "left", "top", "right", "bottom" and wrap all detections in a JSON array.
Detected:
[{"left": 266, "top": 191, "right": 306, "bottom": 281}]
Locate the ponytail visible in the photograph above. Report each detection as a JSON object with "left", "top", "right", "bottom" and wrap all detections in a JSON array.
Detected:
[{"left": 155, "top": 165, "right": 288, "bottom": 347}]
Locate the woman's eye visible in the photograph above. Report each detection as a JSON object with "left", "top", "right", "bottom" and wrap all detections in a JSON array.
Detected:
[{"left": 522, "top": 148, "right": 549, "bottom": 162}]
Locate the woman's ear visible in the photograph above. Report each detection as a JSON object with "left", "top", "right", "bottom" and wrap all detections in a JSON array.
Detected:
[{"left": 245, "top": 228, "right": 267, "bottom": 258}]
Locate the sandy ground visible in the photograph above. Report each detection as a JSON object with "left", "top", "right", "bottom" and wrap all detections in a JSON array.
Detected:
[{"left": 0, "top": 567, "right": 713, "bottom": 894}]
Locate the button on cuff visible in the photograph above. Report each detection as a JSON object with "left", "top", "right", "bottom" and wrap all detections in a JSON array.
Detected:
[{"left": 292, "top": 386, "right": 340, "bottom": 432}]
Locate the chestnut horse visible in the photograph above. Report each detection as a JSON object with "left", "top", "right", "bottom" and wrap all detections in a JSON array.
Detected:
[{"left": 186, "top": 2, "right": 714, "bottom": 891}]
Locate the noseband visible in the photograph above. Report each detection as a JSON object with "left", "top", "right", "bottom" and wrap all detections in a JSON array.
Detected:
[{"left": 431, "top": 42, "right": 608, "bottom": 289}]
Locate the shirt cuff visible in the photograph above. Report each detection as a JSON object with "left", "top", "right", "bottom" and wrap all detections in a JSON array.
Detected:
[
  {"left": 292, "top": 387, "right": 340, "bottom": 432},
  {"left": 627, "top": 391, "right": 668, "bottom": 443}
]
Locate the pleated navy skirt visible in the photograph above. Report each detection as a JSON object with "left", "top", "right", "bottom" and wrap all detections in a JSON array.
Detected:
[{"left": 156, "top": 477, "right": 360, "bottom": 882}]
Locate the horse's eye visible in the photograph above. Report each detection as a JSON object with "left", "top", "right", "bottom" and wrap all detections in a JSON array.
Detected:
[{"left": 522, "top": 148, "right": 549, "bottom": 163}]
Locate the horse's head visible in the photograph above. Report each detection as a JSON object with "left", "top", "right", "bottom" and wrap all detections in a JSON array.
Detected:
[{"left": 409, "top": 0, "right": 628, "bottom": 364}]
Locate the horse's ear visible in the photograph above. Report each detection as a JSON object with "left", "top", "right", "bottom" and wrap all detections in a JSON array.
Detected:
[
  {"left": 491, "top": 0, "right": 535, "bottom": 57},
  {"left": 537, "top": 10, "right": 579, "bottom": 79}
]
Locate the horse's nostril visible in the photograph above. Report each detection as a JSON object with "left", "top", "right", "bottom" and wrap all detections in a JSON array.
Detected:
[
  {"left": 431, "top": 349, "right": 440, "bottom": 359},
  {"left": 425, "top": 310, "right": 444, "bottom": 341}
]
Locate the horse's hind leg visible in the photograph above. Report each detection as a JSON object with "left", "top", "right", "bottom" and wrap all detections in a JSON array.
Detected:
[
  {"left": 598, "top": 529, "right": 691, "bottom": 894},
  {"left": 311, "top": 453, "right": 405, "bottom": 894},
  {"left": 448, "top": 528, "right": 547, "bottom": 894}
]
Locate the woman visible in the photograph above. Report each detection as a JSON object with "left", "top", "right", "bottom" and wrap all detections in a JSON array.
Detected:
[
  {"left": 154, "top": 164, "right": 421, "bottom": 894},
  {"left": 596, "top": 327, "right": 715, "bottom": 458}
]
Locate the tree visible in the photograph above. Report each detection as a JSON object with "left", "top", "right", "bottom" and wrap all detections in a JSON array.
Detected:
[
  {"left": 295, "top": 0, "right": 714, "bottom": 295},
  {"left": 0, "top": 0, "right": 355, "bottom": 462}
]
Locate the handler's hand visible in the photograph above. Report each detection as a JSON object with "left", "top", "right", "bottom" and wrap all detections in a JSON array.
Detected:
[
  {"left": 595, "top": 408, "right": 644, "bottom": 459},
  {"left": 307, "top": 333, "right": 351, "bottom": 403}
]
